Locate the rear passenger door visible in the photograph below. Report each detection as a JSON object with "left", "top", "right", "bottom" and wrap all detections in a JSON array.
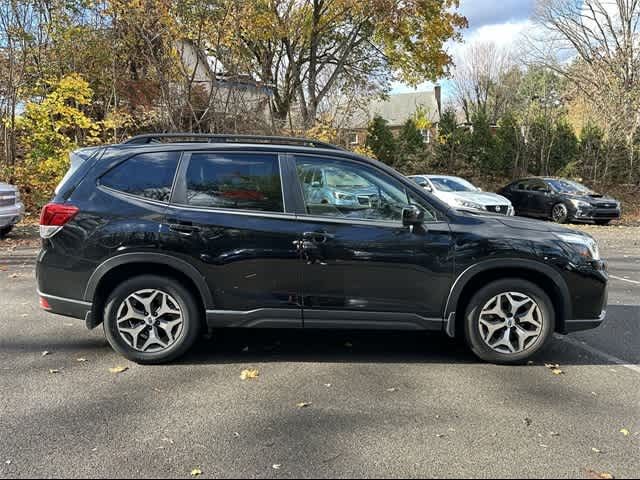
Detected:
[{"left": 164, "top": 151, "right": 303, "bottom": 328}]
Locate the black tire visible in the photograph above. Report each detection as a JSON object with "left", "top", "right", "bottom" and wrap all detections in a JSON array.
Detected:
[
  {"left": 0, "top": 225, "right": 13, "bottom": 238},
  {"left": 103, "top": 275, "right": 202, "bottom": 364},
  {"left": 551, "top": 203, "right": 569, "bottom": 224},
  {"left": 463, "top": 278, "right": 555, "bottom": 364},
  {"left": 595, "top": 220, "right": 611, "bottom": 226}
]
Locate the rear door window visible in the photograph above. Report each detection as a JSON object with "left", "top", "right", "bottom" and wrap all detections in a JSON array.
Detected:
[
  {"left": 100, "top": 152, "right": 180, "bottom": 202},
  {"left": 183, "top": 152, "right": 284, "bottom": 212}
]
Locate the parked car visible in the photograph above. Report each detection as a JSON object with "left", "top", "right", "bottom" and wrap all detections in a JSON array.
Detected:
[
  {"left": 37, "top": 134, "right": 608, "bottom": 365},
  {"left": 299, "top": 164, "right": 381, "bottom": 212},
  {"left": 498, "top": 177, "right": 621, "bottom": 225},
  {"left": 409, "top": 175, "right": 514, "bottom": 216},
  {"left": 0, "top": 182, "right": 24, "bottom": 238}
]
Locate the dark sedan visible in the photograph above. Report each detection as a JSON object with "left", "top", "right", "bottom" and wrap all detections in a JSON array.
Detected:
[{"left": 498, "top": 177, "right": 621, "bottom": 225}]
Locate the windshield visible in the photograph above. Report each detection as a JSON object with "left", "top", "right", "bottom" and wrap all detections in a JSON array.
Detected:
[
  {"left": 430, "top": 177, "right": 477, "bottom": 192},
  {"left": 547, "top": 179, "right": 594, "bottom": 195},
  {"left": 325, "top": 169, "right": 371, "bottom": 188}
]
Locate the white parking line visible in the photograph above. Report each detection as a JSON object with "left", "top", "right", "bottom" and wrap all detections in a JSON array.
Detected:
[
  {"left": 555, "top": 334, "right": 640, "bottom": 375},
  {"left": 610, "top": 274, "right": 640, "bottom": 285}
]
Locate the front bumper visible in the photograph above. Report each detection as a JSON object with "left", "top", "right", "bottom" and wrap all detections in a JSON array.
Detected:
[
  {"left": 564, "top": 309, "right": 607, "bottom": 333},
  {"left": 572, "top": 206, "right": 621, "bottom": 221}
]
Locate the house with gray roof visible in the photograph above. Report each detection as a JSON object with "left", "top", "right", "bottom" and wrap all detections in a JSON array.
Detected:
[{"left": 343, "top": 88, "right": 442, "bottom": 146}]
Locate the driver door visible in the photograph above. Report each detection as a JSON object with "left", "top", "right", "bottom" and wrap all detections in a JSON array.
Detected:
[{"left": 291, "top": 155, "right": 453, "bottom": 329}]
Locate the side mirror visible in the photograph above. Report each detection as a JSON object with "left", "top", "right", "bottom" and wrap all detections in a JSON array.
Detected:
[{"left": 402, "top": 205, "right": 425, "bottom": 227}]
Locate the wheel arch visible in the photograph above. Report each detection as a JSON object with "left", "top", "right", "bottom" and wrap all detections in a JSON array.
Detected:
[
  {"left": 84, "top": 253, "right": 214, "bottom": 329},
  {"left": 445, "top": 259, "right": 571, "bottom": 337}
]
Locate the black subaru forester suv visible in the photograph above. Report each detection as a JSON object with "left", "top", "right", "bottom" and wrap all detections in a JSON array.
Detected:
[{"left": 36, "top": 134, "right": 608, "bottom": 364}]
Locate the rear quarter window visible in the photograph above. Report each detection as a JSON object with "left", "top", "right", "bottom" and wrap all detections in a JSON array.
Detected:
[{"left": 100, "top": 152, "right": 181, "bottom": 202}]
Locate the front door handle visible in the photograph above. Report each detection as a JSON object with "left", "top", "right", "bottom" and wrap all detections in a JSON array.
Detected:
[
  {"left": 302, "top": 231, "right": 333, "bottom": 244},
  {"left": 168, "top": 223, "right": 202, "bottom": 235}
]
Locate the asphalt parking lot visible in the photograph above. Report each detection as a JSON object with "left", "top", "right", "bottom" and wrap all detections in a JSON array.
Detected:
[{"left": 0, "top": 225, "right": 638, "bottom": 479}]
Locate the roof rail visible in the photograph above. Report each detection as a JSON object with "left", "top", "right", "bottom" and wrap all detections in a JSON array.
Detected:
[{"left": 121, "top": 133, "right": 345, "bottom": 151}]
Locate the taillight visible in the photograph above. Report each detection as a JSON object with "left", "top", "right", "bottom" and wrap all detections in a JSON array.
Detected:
[{"left": 39, "top": 203, "right": 79, "bottom": 238}]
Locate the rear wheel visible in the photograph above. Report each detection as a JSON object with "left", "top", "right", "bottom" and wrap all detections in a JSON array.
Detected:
[
  {"left": 464, "top": 279, "right": 555, "bottom": 364},
  {"left": 0, "top": 225, "right": 13, "bottom": 238},
  {"left": 103, "top": 275, "right": 202, "bottom": 364},
  {"left": 551, "top": 203, "right": 569, "bottom": 223}
]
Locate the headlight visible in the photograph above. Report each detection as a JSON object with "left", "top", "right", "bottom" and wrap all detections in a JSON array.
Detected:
[
  {"left": 569, "top": 199, "right": 591, "bottom": 209},
  {"left": 555, "top": 233, "right": 600, "bottom": 260},
  {"left": 453, "top": 198, "right": 485, "bottom": 210},
  {"left": 333, "top": 192, "right": 355, "bottom": 201}
]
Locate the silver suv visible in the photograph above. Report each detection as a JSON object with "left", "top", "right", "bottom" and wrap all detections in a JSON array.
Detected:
[{"left": 0, "top": 182, "right": 24, "bottom": 237}]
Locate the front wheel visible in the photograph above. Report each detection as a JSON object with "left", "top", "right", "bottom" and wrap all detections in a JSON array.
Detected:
[
  {"left": 464, "top": 279, "right": 555, "bottom": 364},
  {"left": 551, "top": 203, "right": 569, "bottom": 223},
  {"left": 103, "top": 275, "right": 202, "bottom": 364}
]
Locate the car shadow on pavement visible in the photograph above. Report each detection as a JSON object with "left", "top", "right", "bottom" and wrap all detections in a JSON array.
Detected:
[{"left": 176, "top": 306, "right": 640, "bottom": 367}]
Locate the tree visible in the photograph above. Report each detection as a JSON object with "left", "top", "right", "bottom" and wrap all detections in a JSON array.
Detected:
[
  {"left": 494, "top": 112, "right": 524, "bottom": 175},
  {"left": 435, "top": 108, "right": 469, "bottom": 170},
  {"left": 227, "top": 0, "right": 467, "bottom": 127},
  {"left": 469, "top": 110, "right": 495, "bottom": 172},
  {"left": 533, "top": 0, "right": 640, "bottom": 183},
  {"left": 398, "top": 119, "right": 424, "bottom": 157},
  {"left": 366, "top": 116, "right": 396, "bottom": 165},
  {"left": 452, "top": 42, "right": 521, "bottom": 124}
]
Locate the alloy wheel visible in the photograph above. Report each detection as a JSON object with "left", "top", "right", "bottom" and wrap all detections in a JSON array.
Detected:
[
  {"left": 478, "top": 292, "right": 543, "bottom": 354},
  {"left": 552, "top": 203, "right": 568, "bottom": 223},
  {"left": 116, "top": 289, "right": 184, "bottom": 353}
]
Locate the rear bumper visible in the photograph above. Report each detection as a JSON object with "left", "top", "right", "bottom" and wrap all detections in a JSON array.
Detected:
[
  {"left": 564, "top": 309, "right": 607, "bottom": 333},
  {"left": 38, "top": 290, "right": 92, "bottom": 325}
]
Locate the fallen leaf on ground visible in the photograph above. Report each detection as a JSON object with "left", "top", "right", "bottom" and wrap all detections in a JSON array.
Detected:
[
  {"left": 8, "top": 273, "right": 19, "bottom": 279},
  {"left": 620, "top": 428, "right": 630, "bottom": 436},
  {"left": 296, "top": 402, "right": 312, "bottom": 409},
  {"left": 5, "top": 460, "right": 11, "bottom": 465},
  {"left": 324, "top": 383, "right": 332, "bottom": 388},
  {"left": 591, "top": 447, "right": 602, "bottom": 454},
  {"left": 524, "top": 418, "right": 532, "bottom": 427},
  {"left": 386, "top": 387, "right": 399, "bottom": 392},
  {"left": 109, "top": 366, "right": 128, "bottom": 374},
  {"left": 550, "top": 432, "right": 560, "bottom": 437},
  {"left": 42, "top": 351, "right": 50, "bottom": 357},
  {"left": 49, "top": 369, "right": 60, "bottom": 374},
  {"left": 76, "top": 358, "right": 87, "bottom": 363},
  {"left": 240, "top": 369, "right": 259, "bottom": 380},
  {"left": 585, "top": 469, "right": 614, "bottom": 479},
  {"left": 190, "top": 468, "right": 202, "bottom": 477},
  {"left": 435, "top": 434, "right": 445, "bottom": 438},
  {"left": 272, "top": 464, "right": 282, "bottom": 470}
]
